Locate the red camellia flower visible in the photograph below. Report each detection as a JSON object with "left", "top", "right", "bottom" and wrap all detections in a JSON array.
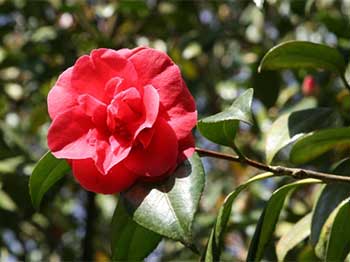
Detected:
[{"left": 47, "top": 47, "right": 197, "bottom": 194}]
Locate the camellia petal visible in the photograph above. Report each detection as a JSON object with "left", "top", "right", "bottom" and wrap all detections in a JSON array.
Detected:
[
  {"left": 47, "top": 67, "right": 77, "bottom": 119},
  {"left": 124, "top": 118, "right": 178, "bottom": 177},
  {"left": 71, "top": 159, "right": 137, "bottom": 194},
  {"left": 48, "top": 107, "right": 95, "bottom": 159}
]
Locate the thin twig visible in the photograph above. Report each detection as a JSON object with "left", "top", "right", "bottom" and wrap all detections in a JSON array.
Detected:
[{"left": 195, "top": 147, "right": 350, "bottom": 183}]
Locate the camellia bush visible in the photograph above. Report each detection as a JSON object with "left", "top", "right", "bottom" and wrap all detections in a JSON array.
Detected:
[
  {"left": 2, "top": 1, "right": 350, "bottom": 261},
  {"left": 30, "top": 40, "right": 350, "bottom": 261}
]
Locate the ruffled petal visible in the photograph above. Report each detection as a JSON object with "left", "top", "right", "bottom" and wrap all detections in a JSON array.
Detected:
[
  {"left": 133, "top": 84, "right": 159, "bottom": 138},
  {"left": 71, "top": 49, "right": 138, "bottom": 102},
  {"left": 124, "top": 118, "right": 178, "bottom": 177},
  {"left": 72, "top": 159, "right": 137, "bottom": 194},
  {"left": 48, "top": 107, "right": 95, "bottom": 159},
  {"left": 48, "top": 67, "right": 77, "bottom": 120},
  {"left": 94, "top": 136, "right": 132, "bottom": 174},
  {"left": 77, "top": 94, "right": 107, "bottom": 130}
]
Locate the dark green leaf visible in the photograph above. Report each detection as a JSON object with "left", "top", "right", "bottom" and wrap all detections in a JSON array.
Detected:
[
  {"left": 111, "top": 200, "right": 162, "bottom": 261},
  {"left": 310, "top": 158, "right": 350, "bottom": 246},
  {"left": 30, "top": 151, "right": 70, "bottom": 209},
  {"left": 290, "top": 127, "right": 350, "bottom": 164},
  {"left": 121, "top": 153, "right": 205, "bottom": 245},
  {"left": 265, "top": 108, "right": 338, "bottom": 164},
  {"left": 247, "top": 179, "right": 321, "bottom": 262},
  {"left": 203, "top": 172, "right": 275, "bottom": 262},
  {"left": 276, "top": 213, "right": 312, "bottom": 261},
  {"left": 197, "top": 89, "right": 253, "bottom": 146},
  {"left": 252, "top": 70, "right": 281, "bottom": 108},
  {"left": 259, "top": 41, "right": 346, "bottom": 74}
]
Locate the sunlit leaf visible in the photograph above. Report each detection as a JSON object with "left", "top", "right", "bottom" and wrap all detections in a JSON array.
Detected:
[
  {"left": 315, "top": 197, "right": 350, "bottom": 259},
  {"left": 197, "top": 89, "right": 253, "bottom": 146},
  {"left": 203, "top": 172, "right": 275, "bottom": 262},
  {"left": 311, "top": 158, "right": 350, "bottom": 246},
  {"left": 259, "top": 41, "right": 346, "bottom": 74},
  {"left": 30, "top": 151, "right": 70, "bottom": 209},
  {"left": 265, "top": 108, "right": 338, "bottom": 164},
  {"left": 290, "top": 127, "right": 350, "bottom": 164},
  {"left": 247, "top": 179, "right": 321, "bottom": 262},
  {"left": 276, "top": 213, "right": 312, "bottom": 261},
  {"left": 111, "top": 200, "right": 162, "bottom": 261},
  {"left": 121, "top": 153, "right": 205, "bottom": 246}
]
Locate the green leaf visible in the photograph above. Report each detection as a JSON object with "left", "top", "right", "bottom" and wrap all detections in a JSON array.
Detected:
[
  {"left": 325, "top": 198, "right": 350, "bottom": 261},
  {"left": 197, "top": 89, "right": 253, "bottom": 146},
  {"left": 265, "top": 108, "right": 338, "bottom": 164},
  {"left": 310, "top": 158, "right": 350, "bottom": 246},
  {"left": 247, "top": 179, "right": 321, "bottom": 262},
  {"left": 203, "top": 172, "right": 275, "bottom": 262},
  {"left": 111, "top": 200, "right": 162, "bottom": 261},
  {"left": 259, "top": 41, "right": 346, "bottom": 74},
  {"left": 290, "top": 127, "right": 350, "bottom": 164},
  {"left": 121, "top": 153, "right": 205, "bottom": 245},
  {"left": 276, "top": 213, "right": 312, "bottom": 262},
  {"left": 315, "top": 197, "right": 350, "bottom": 259},
  {"left": 30, "top": 151, "right": 70, "bottom": 209}
]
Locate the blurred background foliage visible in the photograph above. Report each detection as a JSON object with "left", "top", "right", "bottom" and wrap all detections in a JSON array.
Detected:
[{"left": 0, "top": 0, "right": 350, "bottom": 261}]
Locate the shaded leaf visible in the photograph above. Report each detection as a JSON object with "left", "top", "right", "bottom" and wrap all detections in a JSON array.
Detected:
[
  {"left": 259, "top": 41, "right": 346, "bottom": 74},
  {"left": 122, "top": 153, "right": 205, "bottom": 245},
  {"left": 203, "top": 172, "right": 275, "bottom": 262},
  {"left": 197, "top": 89, "right": 253, "bottom": 146},
  {"left": 111, "top": 200, "right": 162, "bottom": 261},
  {"left": 30, "top": 151, "right": 70, "bottom": 209},
  {"left": 265, "top": 108, "right": 337, "bottom": 164},
  {"left": 247, "top": 179, "right": 321, "bottom": 262},
  {"left": 290, "top": 127, "right": 350, "bottom": 164},
  {"left": 276, "top": 213, "right": 312, "bottom": 261}
]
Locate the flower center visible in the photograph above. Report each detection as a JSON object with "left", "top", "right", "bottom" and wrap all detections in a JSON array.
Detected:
[{"left": 106, "top": 87, "right": 143, "bottom": 141}]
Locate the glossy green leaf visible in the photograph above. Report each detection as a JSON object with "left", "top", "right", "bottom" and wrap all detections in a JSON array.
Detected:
[
  {"left": 121, "top": 153, "right": 205, "bottom": 245},
  {"left": 265, "top": 108, "right": 337, "bottom": 164},
  {"left": 326, "top": 199, "right": 350, "bottom": 261},
  {"left": 197, "top": 89, "right": 253, "bottom": 146},
  {"left": 290, "top": 127, "right": 350, "bottom": 164},
  {"left": 30, "top": 151, "right": 70, "bottom": 209},
  {"left": 276, "top": 213, "right": 312, "bottom": 262},
  {"left": 315, "top": 197, "right": 350, "bottom": 259},
  {"left": 111, "top": 200, "right": 162, "bottom": 261},
  {"left": 247, "top": 179, "right": 321, "bottom": 262},
  {"left": 259, "top": 41, "right": 346, "bottom": 74},
  {"left": 311, "top": 158, "right": 350, "bottom": 246},
  {"left": 203, "top": 172, "right": 275, "bottom": 262}
]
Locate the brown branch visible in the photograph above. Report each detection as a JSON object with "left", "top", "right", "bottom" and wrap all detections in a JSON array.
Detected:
[{"left": 195, "top": 147, "right": 350, "bottom": 183}]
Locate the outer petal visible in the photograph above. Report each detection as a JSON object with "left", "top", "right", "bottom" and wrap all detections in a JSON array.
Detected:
[
  {"left": 48, "top": 67, "right": 77, "bottom": 119},
  {"left": 176, "top": 133, "right": 195, "bottom": 164},
  {"left": 72, "top": 159, "right": 137, "bottom": 194},
  {"left": 48, "top": 107, "right": 95, "bottom": 159},
  {"left": 116, "top": 46, "right": 146, "bottom": 59},
  {"left": 124, "top": 118, "right": 178, "bottom": 177},
  {"left": 130, "top": 49, "right": 197, "bottom": 140}
]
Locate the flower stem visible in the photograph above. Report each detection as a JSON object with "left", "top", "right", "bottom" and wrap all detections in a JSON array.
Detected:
[{"left": 195, "top": 147, "right": 350, "bottom": 183}]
